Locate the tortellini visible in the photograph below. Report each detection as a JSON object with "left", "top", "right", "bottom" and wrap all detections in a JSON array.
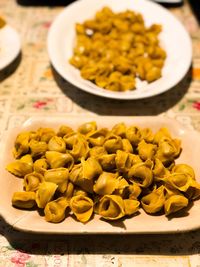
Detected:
[
  {"left": 141, "top": 186, "right": 165, "bottom": 214},
  {"left": 70, "top": 195, "right": 94, "bottom": 223},
  {"left": 69, "top": 7, "right": 166, "bottom": 92},
  {"left": 12, "top": 191, "right": 36, "bottom": 209},
  {"left": 44, "top": 197, "right": 69, "bottom": 223},
  {"left": 36, "top": 182, "right": 58, "bottom": 209},
  {"left": 6, "top": 154, "right": 33, "bottom": 177},
  {"left": 7, "top": 121, "right": 200, "bottom": 224}
]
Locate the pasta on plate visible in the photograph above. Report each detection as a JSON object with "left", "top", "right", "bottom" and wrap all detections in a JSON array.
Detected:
[
  {"left": 69, "top": 7, "right": 166, "bottom": 92},
  {"left": 6, "top": 121, "right": 200, "bottom": 224}
]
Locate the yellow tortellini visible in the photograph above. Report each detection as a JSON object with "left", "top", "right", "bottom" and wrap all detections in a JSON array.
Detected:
[
  {"left": 69, "top": 7, "right": 166, "bottom": 92},
  {"left": 36, "top": 182, "right": 58, "bottom": 209},
  {"left": 7, "top": 121, "right": 200, "bottom": 224},
  {"left": 45, "top": 151, "right": 74, "bottom": 170},
  {"left": 12, "top": 191, "right": 36, "bottom": 209},
  {"left": 33, "top": 158, "right": 49, "bottom": 175},
  {"left": 24, "top": 172, "right": 44, "bottom": 192},
  {"left": 70, "top": 195, "right": 94, "bottom": 223},
  {"left": 44, "top": 197, "right": 69, "bottom": 223},
  {"left": 128, "top": 160, "right": 153, "bottom": 188},
  {"left": 141, "top": 186, "right": 165, "bottom": 214},
  {"left": 97, "top": 195, "right": 125, "bottom": 220},
  {"left": 6, "top": 154, "right": 33, "bottom": 177},
  {"left": 93, "top": 172, "right": 118, "bottom": 195},
  {"left": 48, "top": 136, "right": 66, "bottom": 153},
  {"left": 164, "top": 195, "right": 188, "bottom": 216},
  {"left": 44, "top": 168, "right": 69, "bottom": 193}
]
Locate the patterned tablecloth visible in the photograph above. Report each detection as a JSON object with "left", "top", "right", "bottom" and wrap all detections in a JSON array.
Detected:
[{"left": 0, "top": 0, "right": 200, "bottom": 266}]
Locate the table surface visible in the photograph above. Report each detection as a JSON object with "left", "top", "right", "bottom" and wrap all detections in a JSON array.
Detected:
[{"left": 1, "top": 0, "right": 200, "bottom": 266}]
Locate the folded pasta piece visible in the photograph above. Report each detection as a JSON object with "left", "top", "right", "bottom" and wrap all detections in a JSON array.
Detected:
[
  {"left": 24, "top": 172, "right": 44, "bottom": 192},
  {"left": 95, "top": 75, "right": 109, "bottom": 88},
  {"left": 163, "top": 185, "right": 182, "bottom": 198},
  {"left": 140, "top": 128, "right": 154, "bottom": 143},
  {"left": 37, "top": 128, "right": 56, "bottom": 143},
  {"left": 69, "top": 164, "right": 93, "bottom": 193},
  {"left": 81, "top": 157, "right": 102, "bottom": 180},
  {"left": 78, "top": 121, "right": 97, "bottom": 135},
  {"left": 29, "top": 139, "right": 48, "bottom": 158},
  {"left": 128, "top": 160, "right": 153, "bottom": 188},
  {"left": 113, "top": 176, "right": 129, "bottom": 197},
  {"left": 153, "top": 127, "right": 171, "bottom": 144},
  {"left": 89, "top": 146, "right": 107, "bottom": 159},
  {"left": 87, "top": 128, "right": 109, "bottom": 146},
  {"left": 155, "top": 138, "right": 181, "bottom": 165},
  {"left": 81, "top": 64, "right": 98, "bottom": 81},
  {"left": 120, "top": 75, "right": 136, "bottom": 91},
  {"left": 97, "top": 195, "right": 125, "bottom": 220},
  {"left": 6, "top": 155, "right": 33, "bottom": 177},
  {"left": 172, "top": 164, "right": 195, "bottom": 180},
  {"left": 93, "top": 172, "right": 118, "bottom": 195},
  {"left": 98, "top": 154, "right": 116, "bottom": 171},
  {"left": 44, "top": 168, "right": 69, "bottom": 193},
  {"left": 44, "top": 197, "right": 69, "bottom": 223},
  {"left": 13, "top": 131, "right": 32, "bottom": 159},
  {"left": 164, "top": 173, "right": 192, "bottom": 192},
  {"left": 121, "top": 138, "right": 133, "bottom": 153},
  {"left": 19, "top": 154, "right": 33, "bottom": 165},
  {"left": 104, "top": 134, "right": 123, "bottom": 153},
  {"left": 141, "top": 186, "right": 165, "bottom": 214},
  {"left": 127, "top": 183, "right": 142, "bottom": 200},
  {"left": 70, "top": 195, "right": 93, "bottom": 223},
  {"left": 115, "top": 150, "right": 136, "bottom": 173},
  {"left": 111, "top": 123, "right": 127, "bottom": 138},
  {"left": 117, "top": 176, "right": 129, "bottom": 190},
  {"left": 137, "top": 140, "right": 157, "bottom": 161},
  {"left": 63, "top": 132, "right": 79, "bottom": 149},
  {"left": 65, "top": 182, "right": 74, "bottom": 200},
  {"left": 46, "top": 151, "right": 74, "bottom": 170},
  {"left": 184, "top": 180, "right": 200, "bottom": 200},
  {"left": 164, "top": 195, "right": 188, "bottom": 216},
  {"left": 36, "top": 182, "right": 58, "bottom": 208},
  {"left": 126, "top": 126, "right": 141, "bottom": 146},
  {"left": 33, "top": 158, "right": 49, "bottom": 175},
  {"left": 69, "top": 135, "right": 89, "bottom": 162},
  {"left": 153, "top": 158, "right": 170, "bottom": 181},
  {"left": 57, "top": 125, "right": 74, "bottom": 138},
  {"left": 48, "top": 136, "right": 66, "bottom": 153},
  {"left": 12, "top": 191, "right": 36, "bottom": 209},
  {"left": 123, "top": 199, "right": 140, "bottom": 215},
  {"left": 73, "top": 187, "right": 88, "bottom": 197}
]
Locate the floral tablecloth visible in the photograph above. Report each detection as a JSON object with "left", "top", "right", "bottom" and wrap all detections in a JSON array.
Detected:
[{"left": 0, "top": 0, "right": 200, "bottom": 266}]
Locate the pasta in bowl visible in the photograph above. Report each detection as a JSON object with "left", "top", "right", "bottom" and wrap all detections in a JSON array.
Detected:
[
  {"left": 48, "top": 0, "right": 192, "bottom": 99},
  {"left": 2, "top": 116, "right": 200, "bottom": 234},
  {"left": 69, "top": 7, "right": 166, "bottom": 92}
]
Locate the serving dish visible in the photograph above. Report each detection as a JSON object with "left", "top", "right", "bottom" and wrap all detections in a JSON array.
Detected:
[
  {"left": 0, "top": 115, "right": 200, "bottom": 234},
  {"left": 0, "top": 24, "right": 21, "bottom": 71},
  {"left": 47, "top": 0, "right": 192, "bottom": 100}
]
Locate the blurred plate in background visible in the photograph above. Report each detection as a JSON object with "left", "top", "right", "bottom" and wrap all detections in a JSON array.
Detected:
[{"left": 0, "top": 24, "right": 21, "bottom": 71}]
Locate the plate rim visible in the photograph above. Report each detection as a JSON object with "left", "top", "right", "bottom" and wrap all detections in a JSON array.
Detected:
[
  {"left": 1, "top": 115, "right": 200, "bottom": 234},
  {"left": 47, "top": 0, "right": 192, "bottom": 100}
]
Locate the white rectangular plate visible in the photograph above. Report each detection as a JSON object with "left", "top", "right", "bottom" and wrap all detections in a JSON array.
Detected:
[{"left": 0, "top": 116, "right": 200, "bottom": 234}]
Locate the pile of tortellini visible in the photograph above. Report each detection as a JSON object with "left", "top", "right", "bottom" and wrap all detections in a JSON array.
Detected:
[
  {"left": 6, "top": 122, "right": 200, "bottom": 224},
  {"left": 69, "top": 7, "right": 166, "bottom": 92}
]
